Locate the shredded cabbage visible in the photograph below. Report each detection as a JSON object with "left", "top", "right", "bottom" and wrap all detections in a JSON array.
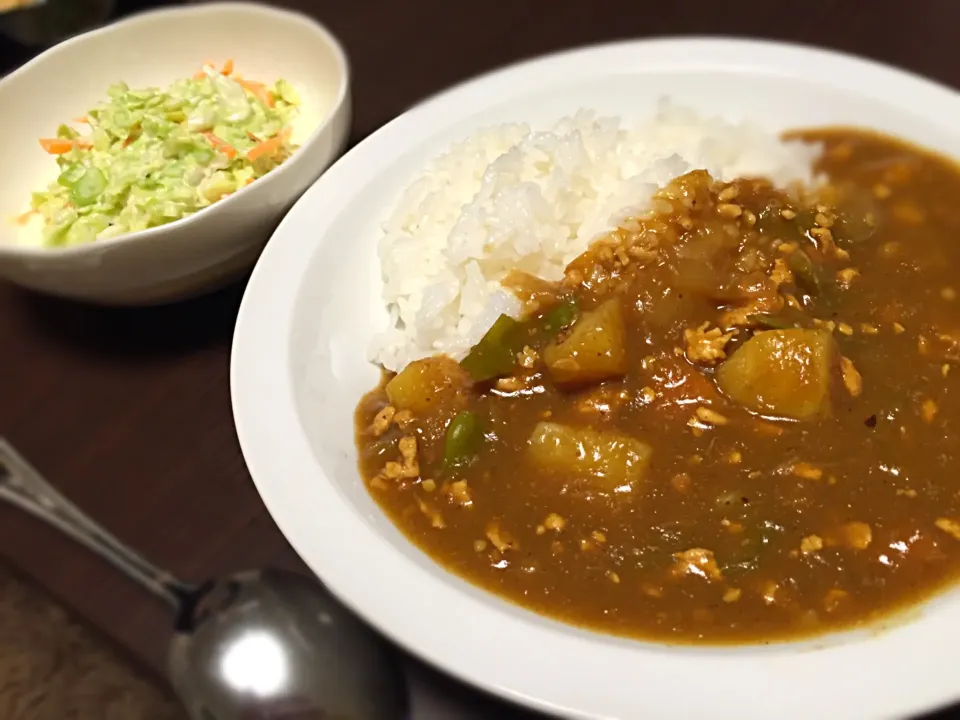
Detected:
[{"left": 30, "top": 62, "right": 300, "bottom": 246}]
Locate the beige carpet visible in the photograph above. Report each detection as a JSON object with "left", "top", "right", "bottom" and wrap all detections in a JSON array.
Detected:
[{"left": 0, "top": 561, "right": 185, "bottom": 719}]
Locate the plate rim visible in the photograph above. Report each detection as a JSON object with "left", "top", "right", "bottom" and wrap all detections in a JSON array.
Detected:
[{"left": 232, "top": 36, "right": 960, "bottom": 720}]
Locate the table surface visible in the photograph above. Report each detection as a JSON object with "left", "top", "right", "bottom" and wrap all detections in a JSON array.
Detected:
[{"left": 2, "top": 1, "right": 959, "bottom": 718}]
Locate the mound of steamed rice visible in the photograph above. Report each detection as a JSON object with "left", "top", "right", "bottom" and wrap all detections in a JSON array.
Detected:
[{"left": 369, "top": 101, "right": 821, "bottom": 373}]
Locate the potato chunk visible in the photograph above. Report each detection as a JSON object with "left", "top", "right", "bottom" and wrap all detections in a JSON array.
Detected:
[
  {"left": 385, "top": 356, "right": 468, "bottom": 415},
  {"left": 527, "top": 421, "right": 652, "bottom": 492},
  {"left": 716, "top": 329, "right": 839, "bottom": 421},
  {"left": 543, "top": 299, "right": 628, "bottom": 386}
]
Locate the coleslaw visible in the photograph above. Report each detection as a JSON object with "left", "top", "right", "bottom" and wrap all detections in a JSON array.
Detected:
[{"left": 25, "top": 59, "right": 300, "bottom": 246}]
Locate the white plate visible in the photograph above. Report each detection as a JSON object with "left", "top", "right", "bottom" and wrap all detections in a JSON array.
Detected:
[{"left": 231, "top": 38, "right": 960, "bottom": 720}]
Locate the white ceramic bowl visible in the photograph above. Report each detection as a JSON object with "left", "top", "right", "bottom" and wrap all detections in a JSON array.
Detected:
[
  {"left": 232, "top": 38, "right": 960, "bottom": 720},
  {"left": 0, "top": 2, "right": 350, "bottom": 305}
]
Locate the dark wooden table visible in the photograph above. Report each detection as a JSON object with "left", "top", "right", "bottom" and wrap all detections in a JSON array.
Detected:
[{"left": 2, "top": 0, "right": 959, "bottom": 717}]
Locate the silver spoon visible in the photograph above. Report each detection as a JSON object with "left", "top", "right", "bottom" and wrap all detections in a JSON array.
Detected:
[{"left": 0, "top": 438, "right": 408, "bottom": 720}]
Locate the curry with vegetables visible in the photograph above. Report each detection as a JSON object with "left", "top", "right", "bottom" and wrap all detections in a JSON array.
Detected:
[{"left": 355, "top": 129, "right": 960, "bottom": 643}]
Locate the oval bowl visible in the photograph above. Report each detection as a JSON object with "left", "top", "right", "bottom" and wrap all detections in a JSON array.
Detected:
[
  {"left": 0, "top": 1, "right": 350, "bottom": 305},
  {"left": 232, "top": 38, "right": 960, "bottom": 720}
]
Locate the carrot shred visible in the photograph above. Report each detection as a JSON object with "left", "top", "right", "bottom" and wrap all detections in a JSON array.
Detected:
[
  {"left": 221, "top": 58, "right": 234, "bottom": 75},
  {"left": 39, "top": 138, "right": 78, "bottom": 154},
  {"left": 74, "top": 116, "right": 89, "bottom": 124},
  {"left": 193, "top": 71, "right": 206, "bottom": 80},
  {"left": 122, "top": 123, "right": 141, "bottom": 148},
  {"left": 247, "top": 127, "right": 291, "bottom": 163},
  {"left": 235, "top": 78, "right": 275, "bottom": 108},
  {"left": 202, "top": 131, "right": 237, "bottom": 159},
  {"left": 14, "top": 209, "right": 37, "bottom": 225}
]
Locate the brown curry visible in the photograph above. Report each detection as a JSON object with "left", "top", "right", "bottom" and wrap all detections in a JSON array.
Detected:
[{"left": 355, "top": 129, "right": 960, "bottom": 643}]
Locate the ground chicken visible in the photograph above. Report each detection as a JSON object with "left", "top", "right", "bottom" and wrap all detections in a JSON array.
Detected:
[
  {"left": 671, "top": 548, "right": 722, "bottom": 581},
  {"left": 760, "top": 580, "right": 780, "bottom": 606},
  {"left": 840, "top": 356, "right": 863, "bottom": 398},
  {"left": 496, "top": 376, "right": 526, "bottom": 392},
  {"left": 398, "top": 436, "right": 420, "bottom": 478},
  {"left": 416, "top": 497, "right": 445, "bottom": 529},
  {"left": 935, "top": 518, "right": 960, "bottom": 541},
  {"left": 693, "top": 406, "right": 729, "bottom": 426},
  {"left": 544, "top": 513, "right": 566, "bottom": 531},
  {"left": 721, "top": 292, "right": 785, "bottom": 327},
  {"left": 840, "top": 522, "right": 873, "bottom": 550},
  {"left": 769, "top": 257, "right": 794, "bottom": 287},
  {"left": 486, "top": 521, "right": 518, "bottom": 552},
  {"left": 370, "top": 405, "right": 396, "bottom": 436},
  {"left": 381, "top": 461, "right": 403, "bottom": 480},
  {"left": 723, "top": 588, "right": 742, "bottom": 603},
  {"left": 800, "top": 535, "right": 824, "bottom": 554},
  {"left": 836, "top": 267, "right": 860, "bottom": 288},
  {"left": 446, "top": 480, "right": 473, "bottom": 507},
  {"left": 684, "top": 322, "right": 734, "bottom": 364},
  {"left": 394, "top": 409, "right": 415, "bottom": 428},
  {"left": 791, "top": 462, "right": 823, "bottom": 481},
  {"left": 517, "top": 345, "right": 539, "bottom": 369}
]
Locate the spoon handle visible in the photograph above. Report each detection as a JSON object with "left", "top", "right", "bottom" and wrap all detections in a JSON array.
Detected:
[{"left": 0, "top": 438, "right": 189, "bottom": 609}]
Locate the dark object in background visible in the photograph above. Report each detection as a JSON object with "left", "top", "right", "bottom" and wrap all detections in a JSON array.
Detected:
[
  {"left": 0, "top": 0, "right": 116, "bottom": 46},
  {"left": 0, "top": 0, "right": 176, "bottom": 74}
]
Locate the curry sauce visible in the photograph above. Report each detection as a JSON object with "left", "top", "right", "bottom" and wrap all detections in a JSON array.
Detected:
[{"left": 355, "top": 129, "right": 960, "bottom": 643}]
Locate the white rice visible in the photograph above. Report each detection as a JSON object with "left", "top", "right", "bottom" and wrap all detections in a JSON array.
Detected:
[{"left": 370, "top": 100, "right": 821, "bottom": 372}]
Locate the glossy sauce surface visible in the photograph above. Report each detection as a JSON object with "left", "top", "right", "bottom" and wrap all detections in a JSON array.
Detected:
[{"left": 356, "top": 129, "right": 960, "bottom": 643}]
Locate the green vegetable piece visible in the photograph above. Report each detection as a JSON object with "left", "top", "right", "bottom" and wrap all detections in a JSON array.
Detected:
[
  {"left": 192, "top": 147, "right": 215, "bottom": 164},
  {"left": 753, "top": 204, "right": 783, "bottom": 235},
  {"left": 111, "top": 108, "right": 135, "bottom": 129},
  {"left": 832, "top": 188, "right": 879, "bottom": 245},
  {"left": 541, "top": 298, "right": 579, "bottom": 337},
  {"left": 275, "top": 79, "right": 301, "bottom": 105},
  {"left": 460, "top": 314, "right": 523, "bottom": 382},
  {"left": 70, "top": 168, "right": 107, "bottom": 207},
  {"left": 746, "top": 313, "right": 795, "bottom": 330},
  {"left": 787, "top": 249, "right": 824, "bottom": 295},
  {"left": 57, "top": 164, "right": 86, "bottom": 188},
  {"left": 755, "top": 206, "right": 815, "bottom": 245},
  {"left": 444, "top": 411, "right": 483, "bottom": 468},
  {"left": 106, "top": 82, "right": 128, "bottom": 99},
  {"left": 792, "top": 209, "right": 817, "bottom": 233}
]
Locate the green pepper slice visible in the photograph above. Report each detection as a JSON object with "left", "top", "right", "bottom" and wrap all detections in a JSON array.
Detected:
[
  {"left": 746, "top": 313, "right": 796, "bottom": 330},
  {"left": 541, "top": 297, "right": 579, "bottom": 338},
  {"left": 70, "top": 167, "right": 107, "bottom": 207},
  {"left": 460, "top": 314, "right": 524, "bottom": 382},
  {"left": 443, "top": 411, "right": 483, "bottom": 468},
  {"left": 787, "top": 249, "right": 825, "bottom": 296}
]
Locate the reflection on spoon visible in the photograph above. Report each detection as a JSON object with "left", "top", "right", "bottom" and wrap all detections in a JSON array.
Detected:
[{"left": 0, "top": 438, "right": 408, "bottom": 720}]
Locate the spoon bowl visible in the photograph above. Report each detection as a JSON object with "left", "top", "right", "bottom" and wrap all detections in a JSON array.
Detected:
[
  {"left": 168, "top": 569, "right": 406, "bottom": 720},
  {"left": 0, "top": 2, "right": 350, "bottom": 305},
  {"left": 0, "top": 439, "right": 406, "bottom": 720}
]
